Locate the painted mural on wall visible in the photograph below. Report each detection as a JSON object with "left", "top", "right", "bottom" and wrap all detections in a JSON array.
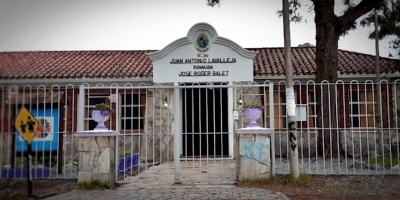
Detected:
[
  {"left": 241, "top": 138, "right": 270, "bottom": 164},
  {"left": 15, "top": 108, "right": 59, "bottom": 152}
]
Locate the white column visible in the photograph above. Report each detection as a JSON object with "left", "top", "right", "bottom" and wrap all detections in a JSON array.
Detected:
[
  {"left": 77, "top": 85, "right": 85, "bottom": 132},
  {"left": 173, "top": 82, "right": 181, "bottom": 184},
  {"left": 269, "top": 82, "right": 275, "bottom": 176},
  {"left": 228, "top": 82, "right": 234, "bottom": 158}
]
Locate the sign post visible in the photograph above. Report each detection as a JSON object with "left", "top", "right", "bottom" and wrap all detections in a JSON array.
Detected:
[{"left": 14, "top": 107, "right": 38, "bottom": 197}]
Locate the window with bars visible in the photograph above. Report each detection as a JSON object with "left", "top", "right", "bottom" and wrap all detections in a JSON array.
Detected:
[
  {"left": 306, "top": 92, "right": 317, "bottom": 128},
  {"left": 265, "top": 90, "right": 317, "bottom": 129},
  {"left": 84, "top": 96, "right": 109, "bottom": 130},
  {"left": 265, "top": 91, "right": 287, "bottom": 128},
  {"left": 120, "top": 93, "right": 146, "bottom": 132},
  {"left": 349, "top": 90, "right": 375, "bottom": 127}
]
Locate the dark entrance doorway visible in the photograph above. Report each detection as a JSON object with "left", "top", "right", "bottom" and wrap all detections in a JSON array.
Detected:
[{"left": 182, "top": 86, "right": 229, "bottom": 157}]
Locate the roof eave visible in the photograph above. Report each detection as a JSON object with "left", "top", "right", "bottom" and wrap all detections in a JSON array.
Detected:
[{"left": 0, "top": 77, "right": 154, "bottom": 87}]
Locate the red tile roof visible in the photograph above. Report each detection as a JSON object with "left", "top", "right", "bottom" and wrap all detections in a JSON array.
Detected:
[
  {"left": 0, "top": 47, "right": 398, "bottom": 80},
  {"left": 0, "top": 50, "right": 155, "bottom": 79},
  {"left": 249, "top": 47, "right": 399, "bottom": 76}
]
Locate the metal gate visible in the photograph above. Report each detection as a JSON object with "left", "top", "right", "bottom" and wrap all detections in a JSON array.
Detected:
[
  {"left": 2, "top": 80, "right": 398, "bottom": 183},
  {"left": 100, "top": 83, "right": 242, "bottom": 184},
  {"left": 75, "top": 82, "right": 274, "bottom": 184}
]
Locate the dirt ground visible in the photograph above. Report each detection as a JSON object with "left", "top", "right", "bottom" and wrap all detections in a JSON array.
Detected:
[
  {"left": 241, "top": 175, "right": 400, "bottom": 200},
  {"left": 0, "top": 179, "right": 75, "bottom": 200},
  {"left": 0, "top": 175, "right": 399, "bottom": 199}
]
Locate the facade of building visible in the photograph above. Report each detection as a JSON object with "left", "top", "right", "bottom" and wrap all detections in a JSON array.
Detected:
[{"left": 0, "top": 23, "right": 399, "bottom": 180}]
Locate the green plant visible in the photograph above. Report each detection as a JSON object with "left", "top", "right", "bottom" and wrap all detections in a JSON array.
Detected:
[
  {"left": 14, "top": 157, "right": 26, "bottom": 167},
  {"left": 238, "top": 98, "right": 264, "bottom": 109},
  {"left": 75, "top": 180, "right": 110, "bottom": 190},
  {"left": 367, "top": 153, "right": 399, "bottom": 168},
  {"left": 92, "top": 103, "right": 113, "bottom": 113},
  {"left": 63, "top": 159, "right": 70, "bottom": 165},
  {"left": 243, "top": 104, "right": 264, "bottom": 109},
  {"left": 42, "top": 79, "right": 54, "bottom": 93},
  {"left": 119, "top": 151, "right": 134, "bottom": 157}
]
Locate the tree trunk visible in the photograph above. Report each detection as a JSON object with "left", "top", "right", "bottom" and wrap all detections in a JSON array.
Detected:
[{"left": 314, "top": 0, "right": 344, "bottom": 158}]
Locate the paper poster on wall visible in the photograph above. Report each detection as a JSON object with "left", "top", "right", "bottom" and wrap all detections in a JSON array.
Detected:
[{"left": 15, "top": 108, "right": 59, "bottom": 152}]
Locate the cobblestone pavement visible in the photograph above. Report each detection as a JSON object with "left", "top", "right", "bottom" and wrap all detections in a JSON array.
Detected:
[
  {"left": 123, "top": 159, "right": 237, "bottom": 184},
  {"left": 44, "top": 184, "right": 290, "bottom": 200},
  {"left": 44, "top": 160, "right": 290, "bottom": 199}
]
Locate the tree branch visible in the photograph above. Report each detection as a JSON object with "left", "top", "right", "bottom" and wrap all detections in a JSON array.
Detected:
[{"left": 337, "top": 0, "right": 384, "bottom": 33}]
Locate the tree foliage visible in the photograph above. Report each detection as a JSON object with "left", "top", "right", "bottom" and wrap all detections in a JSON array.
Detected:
[
  {"left": 206, "top": 0, "right": 221, "bottom": 7},
  {"left": 277, "top": 0, "right": 303, "bottom": 23},
  {"left": 361, "top": 0, "right": 400, "bottom": 57},
  {"left": 298, "top": 42, "right": 314, "bottom": 47}
]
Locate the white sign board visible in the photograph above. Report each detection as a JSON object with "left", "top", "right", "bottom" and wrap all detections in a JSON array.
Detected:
[{"left": 148, "top": 23, "right": 257, "bottom": 83}]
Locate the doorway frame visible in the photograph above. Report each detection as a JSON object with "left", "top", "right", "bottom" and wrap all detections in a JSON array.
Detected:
[{"left": 178, "top": 83, "right": 234, "bottom": 158}]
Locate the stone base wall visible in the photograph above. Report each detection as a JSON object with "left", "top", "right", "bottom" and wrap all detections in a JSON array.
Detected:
[
  {"left": 237, "top": 128, "right": 271, "bottom": 181},
  {"left": 340, "top": 130, "right": 399, "bottom": 157},
  {"left": 274, "top": 129, "right": 399, "bottom": 158},
  {"left": 141, "top": 88, "right": 174, "bottom": 163},
  {"left": 77, "top": 134, "right": 116, "bottom": 188}
]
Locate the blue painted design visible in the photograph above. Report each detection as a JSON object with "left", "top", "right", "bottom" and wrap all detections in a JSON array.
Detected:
[
  {"left": 241, "top": 138, "right": 270, "bottom": 164},
  {"left": 15, "top": 108, "right": 59, "bottom": 152},
  {"left": 241, "top": 156, "right": 250, "bottom": 163},
  {"left": 118, "top": 153, "right": 140, "bottom": 173}
]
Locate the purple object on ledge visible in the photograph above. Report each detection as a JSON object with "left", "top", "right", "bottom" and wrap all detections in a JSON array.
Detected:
[{"left": 244, "top": 108, "right": 263, "bottom": 128}]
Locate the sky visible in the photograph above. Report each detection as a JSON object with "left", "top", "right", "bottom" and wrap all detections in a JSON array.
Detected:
[{"left": 0, "top": 0, "right": 395, "bottom": 58}]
